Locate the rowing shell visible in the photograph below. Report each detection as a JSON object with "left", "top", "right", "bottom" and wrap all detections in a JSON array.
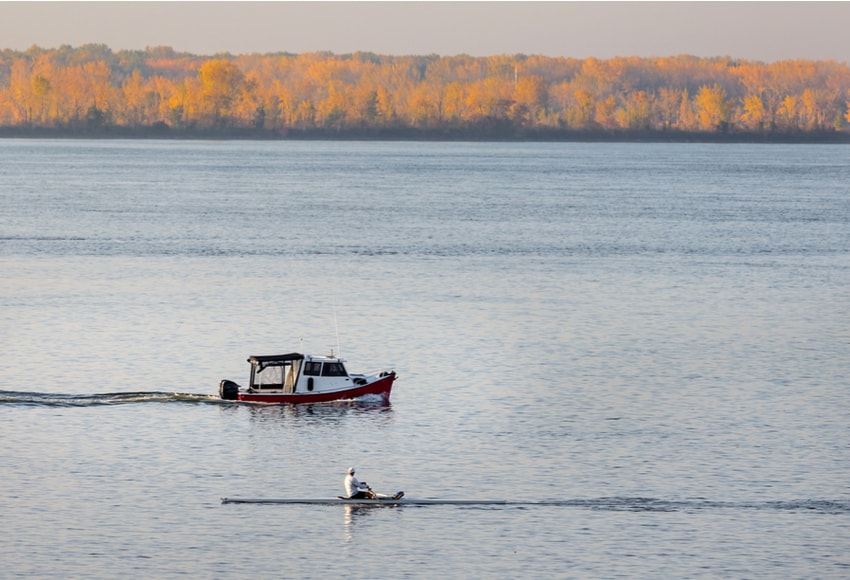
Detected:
[{"left": 221, "top": 497, "right": 510, "bottom": 506}]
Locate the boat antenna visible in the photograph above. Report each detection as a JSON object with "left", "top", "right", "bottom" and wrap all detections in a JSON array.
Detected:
[{"left": 333, "top": 302, "right": 341, "bottom": 358}]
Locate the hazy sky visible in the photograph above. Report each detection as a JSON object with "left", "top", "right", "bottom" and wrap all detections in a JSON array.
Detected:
[{"left": 1, "top": 2, "right": 847, "bottom": 63}]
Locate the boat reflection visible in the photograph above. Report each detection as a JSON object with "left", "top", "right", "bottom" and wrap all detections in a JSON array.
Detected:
[
  {"left": 247, "top": 399, "right": 393, "bottom": 418},
  {"left": 232, "top": 398, "right": 394, "bottom": 431}
]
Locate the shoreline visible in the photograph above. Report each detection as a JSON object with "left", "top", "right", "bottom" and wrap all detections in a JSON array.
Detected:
[{"left": 2, "top": 126, "right": 849, "bottom": 144}]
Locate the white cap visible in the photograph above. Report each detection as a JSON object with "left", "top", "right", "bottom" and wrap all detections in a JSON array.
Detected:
[{"left": 348, "top": 467, "right": 355, "bottom": 473}]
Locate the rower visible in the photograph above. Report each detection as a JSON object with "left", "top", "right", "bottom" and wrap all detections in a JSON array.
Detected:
[{"left": 344, "top": 467, "right": 375, "bottom": 499}]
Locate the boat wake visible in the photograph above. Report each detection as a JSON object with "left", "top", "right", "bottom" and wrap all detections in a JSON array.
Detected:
[
  {"left": 0, "top": 389, "right": 393, "bottom": 410},
  {"left": 541, "top": 497, "right": 850, "bottom": 515},
  {"left": 0, "top": 389, "right": 222, "bottom": 407},
  {"left": 351, "top": 393, "right": 390, "bottom": 403}
]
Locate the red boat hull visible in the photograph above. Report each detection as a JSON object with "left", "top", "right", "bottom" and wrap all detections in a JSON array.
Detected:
[{"left": 236, "top": 372, "right": 395, "bottom": 404}]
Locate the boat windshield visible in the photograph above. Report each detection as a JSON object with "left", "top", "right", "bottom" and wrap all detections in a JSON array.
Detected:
[
  {"left": 321, "top": 362, "right": 347, "bottom": 376},
  {"left": 303, "top": 361, "right": 348, "bottom": 377}
]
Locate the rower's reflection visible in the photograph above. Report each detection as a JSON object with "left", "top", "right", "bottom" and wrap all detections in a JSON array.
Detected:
[{"left": 343, "top": 503, "right": 398, "bottom": 542}]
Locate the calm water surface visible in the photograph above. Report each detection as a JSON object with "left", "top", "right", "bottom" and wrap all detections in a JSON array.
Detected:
[{"left": 1, "top": 140, "right": 848, "bottom": 578}]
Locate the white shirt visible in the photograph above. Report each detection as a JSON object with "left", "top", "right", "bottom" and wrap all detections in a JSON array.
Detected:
[{"left": 344, "top": 473, "right": 368, "bottom": 497}]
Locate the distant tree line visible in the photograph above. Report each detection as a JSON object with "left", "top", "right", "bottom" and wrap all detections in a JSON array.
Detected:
[{"left": 1, "top": 44, "right": 850, "bottom": 140}]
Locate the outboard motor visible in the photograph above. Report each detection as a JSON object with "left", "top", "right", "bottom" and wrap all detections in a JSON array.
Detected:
[{"left": 219, "top": 379, "right": 240, "bottom": 401}]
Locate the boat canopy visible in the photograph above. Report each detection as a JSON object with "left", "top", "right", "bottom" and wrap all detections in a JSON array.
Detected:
[{"left": 248, "top": 353, "right": 305, "bottom": 371}]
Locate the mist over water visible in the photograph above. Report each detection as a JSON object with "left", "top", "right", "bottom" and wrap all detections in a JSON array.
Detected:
[{"left": 1, "top": 140, "right": 848, "bottom": 578}]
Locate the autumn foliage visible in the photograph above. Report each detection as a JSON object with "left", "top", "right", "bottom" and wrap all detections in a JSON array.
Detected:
[{"left": 2, "top": 44, "right": 850, "bottom": 138}]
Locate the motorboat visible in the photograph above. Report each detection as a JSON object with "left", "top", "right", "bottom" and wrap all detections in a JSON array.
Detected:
[{"left": 218, "top": 351, "right": 396, "bottom": 404}]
